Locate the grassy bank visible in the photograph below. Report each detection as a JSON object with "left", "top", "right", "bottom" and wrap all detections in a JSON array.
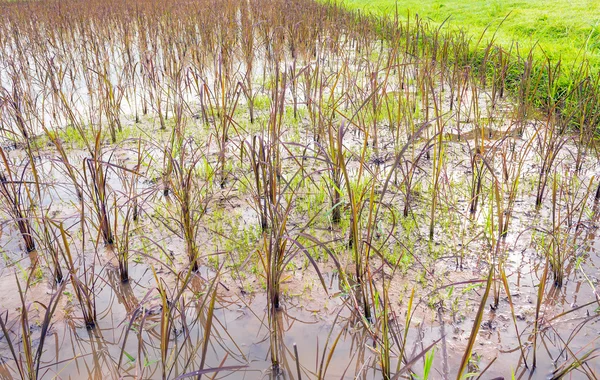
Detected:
[
  {"left": 335, "top": 0, "right": 600, "bottom": 131},
  {"left": 342, "top": 0, "right": 600, "bottom": 71}
]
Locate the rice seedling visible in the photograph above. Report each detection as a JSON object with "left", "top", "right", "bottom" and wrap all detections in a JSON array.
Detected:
[
  {"left": 336, "top": 122, "right": 376, "bottom": 321},
  {"left": 426, "top": 75, "right": 448, "bottom": 239},
  {"left": 456, "top": 265, "right": 494, "bottom": 379},
  {"left": 253, "top": 136, "right": 334, "bottom": 308},
  {"left": 245, "top": 136, "right": 270, "bottom": 230}
]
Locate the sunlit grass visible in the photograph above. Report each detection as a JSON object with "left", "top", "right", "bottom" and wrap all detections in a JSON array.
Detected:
[{"left": 341, "top": 0, "right": 600, "bottom": 70}]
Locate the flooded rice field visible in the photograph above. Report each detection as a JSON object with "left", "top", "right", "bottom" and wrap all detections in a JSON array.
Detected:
[{"left": 0, "top": 0, "right": 599, "bottom": 379}]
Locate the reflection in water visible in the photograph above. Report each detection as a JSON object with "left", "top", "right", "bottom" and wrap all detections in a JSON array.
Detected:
[{"left": 1, "top": 243, "right": 598, "bottom": 379}]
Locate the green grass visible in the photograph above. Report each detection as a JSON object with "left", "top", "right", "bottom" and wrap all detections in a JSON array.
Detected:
[{"left": 341, "top": 0, "right": 600, "bottom": 70}]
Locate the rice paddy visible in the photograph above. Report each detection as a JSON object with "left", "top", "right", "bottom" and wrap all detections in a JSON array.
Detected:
[{"left": 0, "top": 0, "right": 598, "bottom": 379}]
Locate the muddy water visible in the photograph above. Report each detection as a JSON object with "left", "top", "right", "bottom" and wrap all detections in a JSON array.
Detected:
[
  {"left": 27, "top": 268, "right": 366, "bottom": 379},
  {"left": 4, "top": 259, "right": 597, "bottom": 379},
  {"left": 1, "top": 126, "right": 599, "bottom": 379}
]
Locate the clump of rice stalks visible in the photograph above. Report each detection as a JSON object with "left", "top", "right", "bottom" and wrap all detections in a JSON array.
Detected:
[
  {"left": 112, "top": 140, "right": 145, "bottom": 282},
  {"left": 0, "top": 146, "right": 36, "bottom": 252},
  {"left": 0, "top": 273, "right": 65, "bottom": 380},
  {"left": 83, "top": 135, "right": 115, "bottom": 246},
  {"left": 245, "top": 136, "right": 270, "bottom": 230},
  {"left": 57, "top": 221, "right": 98, "bottom": 329},
  {"left": 160, "top": 136, "right": 213, "bottom": 272}
]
